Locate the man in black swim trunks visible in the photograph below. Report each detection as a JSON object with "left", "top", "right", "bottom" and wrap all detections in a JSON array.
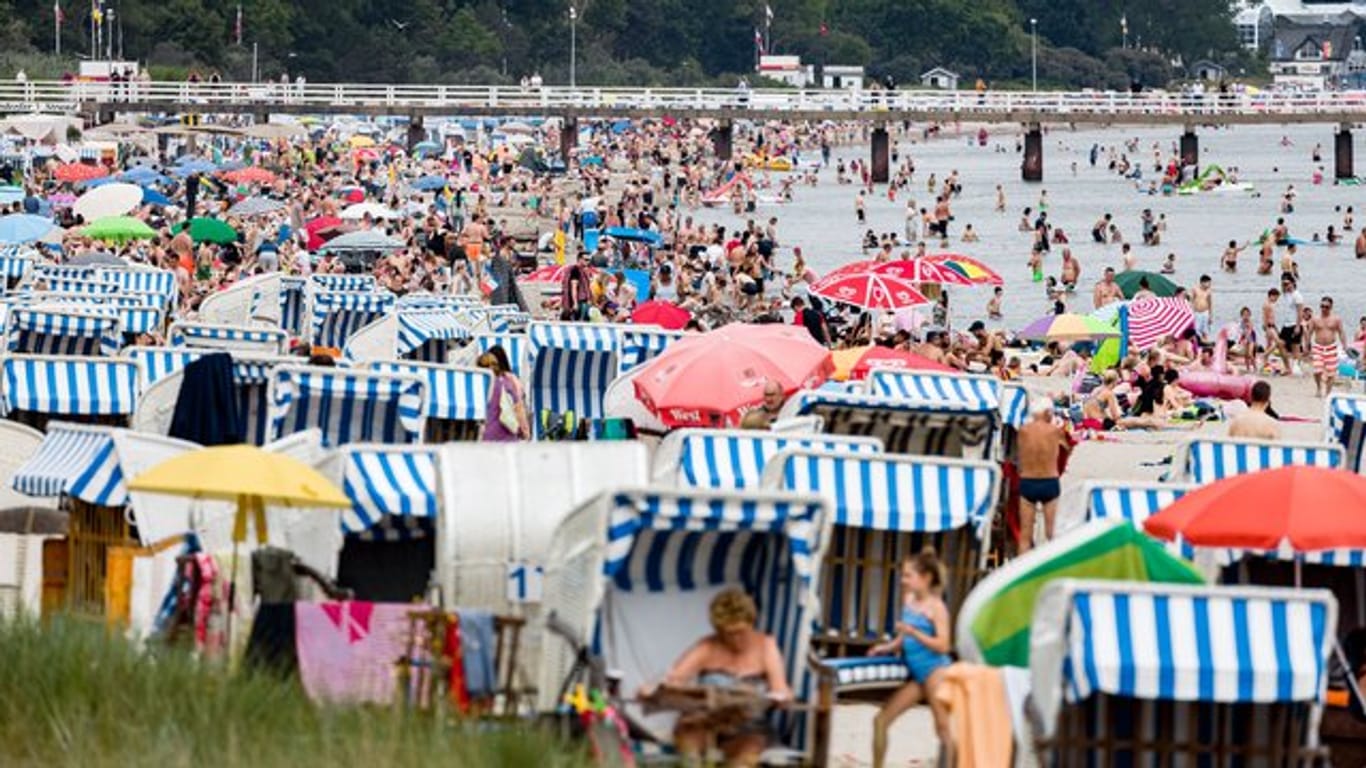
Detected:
[{"left": 1016, "top": 398, "right": 1070, "bottom": 553}]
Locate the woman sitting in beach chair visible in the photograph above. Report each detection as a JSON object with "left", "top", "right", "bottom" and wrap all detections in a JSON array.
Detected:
[{"left": 644, "top": 588, "right": 792, "bottom": 767}]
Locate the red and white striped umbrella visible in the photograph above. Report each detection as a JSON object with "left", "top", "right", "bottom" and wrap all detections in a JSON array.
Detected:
[
  {"left": 1127, "top": 297, "right": 1195, "bottom": 351},
  {"left": 809, "top": 270, "right": 929, "bottom": 311},
  {"left": 873, "top": 258, "right": 975, "bottom": 286}
]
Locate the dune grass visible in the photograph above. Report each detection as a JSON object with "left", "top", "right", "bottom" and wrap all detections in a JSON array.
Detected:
[{"left": 0, "top": 616, "right": 591, "bottom": 768}]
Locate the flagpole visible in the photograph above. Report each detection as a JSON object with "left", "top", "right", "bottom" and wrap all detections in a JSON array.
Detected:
[{"left": 54, "top": 4, "right": 60, "bottom": 56}]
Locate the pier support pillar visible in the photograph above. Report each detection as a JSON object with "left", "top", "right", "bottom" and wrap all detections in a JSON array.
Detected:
[
  {"left": 1022, "top": 123, "right": 1043, "bottom": 182},
  {"left": 253, "top": 110, "right": 270, "bottom": 126},
  {"left": 1336, "top": 125, "right": 1354, "bottom": 180},
  {"left": 870, "top": 125, "right": 890, "bottom": 184},
  {"left": 406, "top": 116, "right": 425, "bottom": 153},
  {"left": 1180, "top": 128, "right": 1199, "bottom": 177},
  {"left": 560, "top": 115, "right": 578, "bottom": 162},
  {"left": 710, "top": 121, "right": 733, "bottom": 162}
]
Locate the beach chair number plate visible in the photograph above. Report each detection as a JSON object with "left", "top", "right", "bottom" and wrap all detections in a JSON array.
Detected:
[{"left": 506, "top": 561, "right": 543, "bottom": 603}]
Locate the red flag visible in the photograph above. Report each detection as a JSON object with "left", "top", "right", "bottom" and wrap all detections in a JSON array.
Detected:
[
  {"left": 754, "top": 27, "right": 765, "bottom": 55},
  {"left": 54, "top": 1, "right": 64, "bottom": 24},
  {"left": 819, "top": 21, "right": 829, "bottom": 36}
]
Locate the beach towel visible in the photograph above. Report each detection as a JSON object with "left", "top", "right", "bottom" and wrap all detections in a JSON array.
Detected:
[
  {"left": 933, "top": 662, "right": 1013, "bottom": 768},
  {"left": 295, "top": 601, "right": 419, "bottom": 705},
  {"left": 456, "top": 609, "right": 497, "bottom": 698}
]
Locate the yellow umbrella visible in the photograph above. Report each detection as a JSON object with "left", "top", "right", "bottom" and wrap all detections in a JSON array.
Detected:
[
  {"left": 127, "top": 444, "right": 350, "bottom": 544},
  {"left": 348, "top": 135, "right": 376, "bottom": 148},
  {"left": 830, "top": 345, "right": 873, "bottom": 382}
]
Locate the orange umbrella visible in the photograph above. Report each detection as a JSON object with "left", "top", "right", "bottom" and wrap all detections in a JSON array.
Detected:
[
  {"left": 221, "top": 166, "right": 276, "bottom": 185},
  {"left": 54, "top": 162, "right": 109, "bottom": 182},
  {"left": 924, "top": 253, "right": 1003, "bottom": 285},
  {"left": 1144, "top": 466, "right": 1366, "bottom": 552}
]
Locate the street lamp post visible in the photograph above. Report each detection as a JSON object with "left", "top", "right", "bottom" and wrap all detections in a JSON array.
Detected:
[
  {"left": 1030, "top": 18, "right": 1038, "bottom": 92},
  {"left": 569, "top": 5, "right": 577, "bottom": 90}
]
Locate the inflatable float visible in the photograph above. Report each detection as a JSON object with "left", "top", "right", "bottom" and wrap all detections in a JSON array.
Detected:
[
  {"left": 1177, "top": 370, "right": 1254, "bottom": 402},
  {"left": 1177, "top": 164, "right": 1255, "bottom": 196},
  {"left": 700, "top": 172, "right": 755, "bottom": 207}
]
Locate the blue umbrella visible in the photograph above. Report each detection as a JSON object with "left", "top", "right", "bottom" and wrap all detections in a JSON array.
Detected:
[
  {"left": 80, "top": 176, "right": 118, "bottom": 188},
  {"left": 140, "top": 187, "right": 172, "bottom": 207},
  {"left": 0, "top": 213, "right": 56, "bottom": 245},
  {"left": 412, "top": 175, "right": 449, "bottom": 192},
  {"left": 121, "top": 166, "right": 169, "bottom": 185},
  {"left": 0, "top": 186, "right": 23, "bottom": 205},
  {"left": 412, "top": 141, "right": 442, "bottom": 156},
  {"left": 604, "top": 226, "right": 664, "bottom": 248},
  {"left": 171, "top": 159, "right": 217, "bottom": 177}
]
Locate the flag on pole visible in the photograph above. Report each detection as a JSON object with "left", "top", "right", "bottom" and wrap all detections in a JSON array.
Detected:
[
  {"left": 819, "top": 21, "right": 828, "bottom": 36},
  {"left": 235, "top": 4, "right": 243, "bottom": 45},
  {"left": 54, "top": 1, "right": 64, "bottom": 24},
  {"left": 754, "top": 27, "right": 764, "bottom": 55},
  {"left": 765, "top": 3, "right": 773, "bottom": 20},
  {"left": 91, "top": 0, "right": 102, "bottom": 23}
]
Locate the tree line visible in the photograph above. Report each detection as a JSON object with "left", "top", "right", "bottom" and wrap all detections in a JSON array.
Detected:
[{"left": 0, "top": 0, "right": 1257, "bottom": 88}]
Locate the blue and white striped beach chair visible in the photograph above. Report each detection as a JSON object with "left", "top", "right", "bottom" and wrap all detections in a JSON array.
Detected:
[
  {"left": 651, "top": 427, "right": 883, "bottom": 489},
  {"left": 1178, "top": 436, "right": 1342, "bottom": 484},
  {"left": 268, "top": 365, "right": 425, "bottom": 447}
]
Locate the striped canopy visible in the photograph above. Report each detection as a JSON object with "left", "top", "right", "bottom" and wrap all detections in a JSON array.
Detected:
[
  {"left": 867, "top": 370, "right": 1001, "bottom": 413},
  {"left": 764, "top": 449, "right": 999, "bottom": 533},
  {"left": 473, "top": 333, "right": 527, "bottom": 378},
  {"left": 1086, "top": 481, "right": 1195, "bottom": 558},
  {"left": 462, "top": 304, "right": 533, "bottom": 334},
  {"left": 340, "top": 444, "right": 439, "bottom": 535},
  {"left": 309, "top": 273, "right": 376, "bottom": 293},
  {"left": 1181, "top": 437, "right": 1342, "bottom": 485},
  {"left": 395, "top": 309, "right": 473, "bottom": 361},
  {"left": 8, "top": 307, "right": 121, "bottom": 357},
  {"left": 11, "top": 424, "right": 119, "bottom": 501},
  {"left": 1000, "top": 382, "right": 1030, "bottom": 429},
  {"left": 782, "top": 389, "right": 998, "bottom": 459},
  {"left": 368, "top": 361, "right": 491, "bottom": 421},
  {"left": 527, "top": 322, "right": 620, "bottom": 432},
  {"left": 169, "top": 322, "right": 287, "bottom": 354},
  {"left": 661, "top": 428, "right": 883, "bottom": 490},
  {"left": 2, "top": 356, "right": 139, "bottom": 416},
  {"left": 97, "top": 267, "right": 177, "bottom": 308},
  {"left": 269, "top": 366, "right": 425, "bottom": 447},
  {"left": 1126, "top": 297, "right": 1195, "bottom": 352},
  {"left": 619, "top": 327, "right": 684, "bottom": 374},
  {"left": 1030, "top": 580, "right": 1337, "bottom": 739},
  {"left": 310, "top": 290, "right": 395, "bottom": 349},
  {"left": 0, "top": 251, "right": 34, "bottom": 281}
]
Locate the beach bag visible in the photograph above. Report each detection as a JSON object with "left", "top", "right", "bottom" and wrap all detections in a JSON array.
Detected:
[{"left": 498, "top": 380, "right": 521, "bottom": 434}]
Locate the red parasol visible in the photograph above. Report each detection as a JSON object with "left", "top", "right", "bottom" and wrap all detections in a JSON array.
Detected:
[
  {"left": 809, "top": 270, "right": 929, "bottom": 311},
  {"left": 631, "top": 300, "right": 691, "bottom": 331},
  {"left": 54, "top": 163, "right": 109, "bottom": 183}
]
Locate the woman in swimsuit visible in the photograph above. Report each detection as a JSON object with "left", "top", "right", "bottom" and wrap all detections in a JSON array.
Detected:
[
  {"left": 654, "top": 588, "right": 791, "bottom": 767},
  {"left": 867, "top": 549, "right": 954, "bottom": 768}
]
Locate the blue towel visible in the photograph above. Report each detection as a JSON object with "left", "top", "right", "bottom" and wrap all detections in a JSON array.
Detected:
[
  {"left": 457, "top": 609, "right": 497, "bottom": 698},
  {"left": 170, "top": 353, "right": 243, "bottom": 445}
]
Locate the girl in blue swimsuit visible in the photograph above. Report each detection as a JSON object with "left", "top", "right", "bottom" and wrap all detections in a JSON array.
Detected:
[{"left": 866, "top": 548, "right": 954, "bottom": 768}]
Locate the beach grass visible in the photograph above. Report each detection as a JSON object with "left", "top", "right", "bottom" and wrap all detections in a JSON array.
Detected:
[{"left": 0, "top": 616, "right": 591, "bottom": 768}]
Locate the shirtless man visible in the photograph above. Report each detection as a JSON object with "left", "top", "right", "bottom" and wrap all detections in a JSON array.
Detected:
[
  {"left": 1228, "top": 380, "right": 1281, "bottom": 439},
  {"left": 1309, "top": 296, "right": 1350, "bottom": 397},
  {"left": 1257, "top": 237, "right": 1275, "bottom": 275},
  {"left": 458, "top": 213, "right": 489, "bottom": 271},
  {"left": 1017, "top": 399, "right": 1070, "bottom": 552},
  {"left": 1221, "top": 240, "right": 1246, "bottom": 273},
  {"left": 1262, "top": 287, "right": 1287, "bottom": 372},
  {"left": 1060, "top": 248, "right": 1080, "bottom": 291},
  {"left": 1356, "top": 226, "right": 1366, "bottom": 260},
  {"left": 1191, "top": 275, "right": 1214, "bottom": 341},
  {"left": 1093, "top": 267, "right": 1123, "bottom": 309}
]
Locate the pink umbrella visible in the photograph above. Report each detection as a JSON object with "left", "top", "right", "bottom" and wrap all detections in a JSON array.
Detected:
[
  {"left": 634, "top": 324, "right": 833, "bottom": 428},
  {"left": 820, "top": 259, "right": 877, "bottom": 280},
  {"left": 873, "top": 258, "right": 974, "bottom": 286},
  {"left": 631, "top": 300, "right": 691, "bottom": 330},
  {"left": 809, "top": 270, "right": 930, "bottom": 311}
]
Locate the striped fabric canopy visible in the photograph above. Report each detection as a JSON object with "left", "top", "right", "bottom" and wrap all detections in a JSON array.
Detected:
[
  {"left": 252, "top": 276, "right": 309, "bottom": 336},
  {"left": 310, "top": 290, "right": 395, "bottom": 349},
  {"left": 1086, "top": 481, "right": 1195, "bottom": 558},
  {"left": 11, "top": 293, "right": 162, "bottom": 336},
  {"left": 269, "top": 366, "right": 425, "bottom": 447},
  {"left": 2, "top": 356, "right": 139, "bottom": 416},
  {"left": 8, "top": 307, "right": 121, "bottom": 357},
  {"left": 464, "top": 304, "right": 532, "bottom": 334},
  {"left": 32, "top": 264, "right": 95, "bottom": 282},
  {"left": 784, "top": 389, "right": 998, "bottom": 459},
  {"left": 1000, "top": 382, "right": 1030, "bottom": 429},
  {"left": 38, "top": 277, "right": 117, "bottom": 295},
  {"left": 1031, "top": 580, "right": 1336, "bottom": 737},
  {"left": 170, "top": 322, "right": 288, "bottom": 354},
  {"left": 96, "top": 267, "right": 177, "bottom": 308},
  {"left": 124, "top": 348, "right": 282, "bottom": 445},
  {"left": 1182, "top": 437, "right": 1342, "bottom": 485},
  {"left": 867, "top": 370, "right": 1001, "bottom": 413},
  {"left": 619, "top": 327, "right": 684, "bottom": 373},
  {"left": 310, "top": 273, "right": 376, "bottom": 293},
  {"left": 396, "top": 293, "right": 459, "bottom": 310},
  {"left": 395, "top": 309, "right": 472, "bottom": 361},
  {"left": 11, "top": 424, "right": 116, "bottom": 500},
  {"left": 527, "top": 322, "right": 620, "bottom": 430},
  {"left": 368, "top": 361, "right": 491, "bottom": 421},
  {"left": 1126, "top": 297, "right": 1195, "bottom": 352},
  {"left": 665, "top": 428, "right": 883, "bottom": 490},
  {"left": 474, "top": 333, "right": 527, "bottom": 377},
  {"left": 0, "top": 252, "right": 34, "bottom": 281},
  {"left": 341, "top": 445, "right": 439, "bottom": 534},
  {"left": 766, "top": 450, "right": 999, "bottom": 532},
  {"left": 598, "top": 487, "right": 827, "bottom": 751},
  {"left": 1325, "top": 394, "right": 1366, "bottom": 473}
]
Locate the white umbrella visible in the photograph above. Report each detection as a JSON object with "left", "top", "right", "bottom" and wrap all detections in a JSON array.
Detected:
[
  {"left": 74, "top": 183, "right": 143, "bottom": 221},
  {"left": 501, "top": 134, "right": 535, "bottom": 147},
  {"left": 500, "top": 120, "right": 536, "bottom": 135},
  {"left": 319, "top": 230, "right": 405, "bottom": 253},
  {"left": 339, "top": 202, "right": 397, "bottom": 221}
]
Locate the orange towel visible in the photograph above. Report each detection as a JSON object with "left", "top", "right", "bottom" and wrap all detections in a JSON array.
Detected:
[{"left": 933, "top": 662, "right": 1013, "bottom": 768}]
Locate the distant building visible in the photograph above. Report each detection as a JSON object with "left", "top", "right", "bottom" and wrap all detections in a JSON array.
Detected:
[
  {"left": 1189, "top": 59, "right": 1229, "bottom": 81},
  {"left": 822, "top": 64, "right": 865, "bottom": 91},
  {"left": 757, "top": 55, "right": 814, "bottom": 87},
  {"left": 919, "top": 67, "right": 959, "bottom": 90},
  {"left": 1269, "top": 13, "right": 1360, "bottom": 87},
  {"left": 1233, "top": 2, "right": 1274, "bottom": 50}
]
